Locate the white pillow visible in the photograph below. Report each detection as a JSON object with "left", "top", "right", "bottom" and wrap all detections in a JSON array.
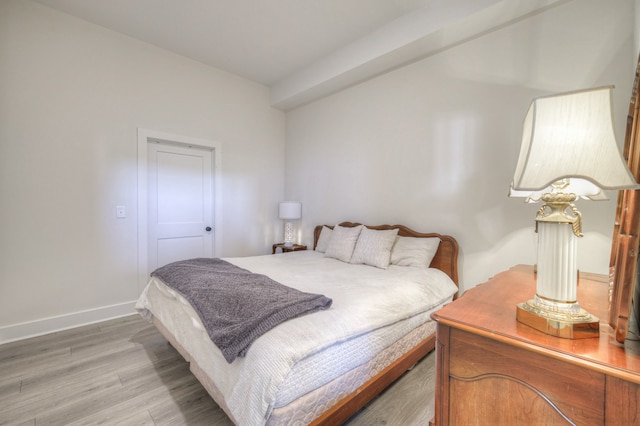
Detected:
[
  {"left": 390, "top": 236, "right": 441, "bottom": 268},
  {"left": 324, "top": 225, "right": 363, "bottom": 263},
  {"left": 350, "top": 227, "right": 399, "bottom": 269},
  {"left": 315, "top": 226, "right": 333, "bottom": 253}
]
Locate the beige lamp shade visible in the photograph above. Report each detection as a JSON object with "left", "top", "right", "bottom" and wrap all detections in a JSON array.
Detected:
[{"left": 510, "top": 86, "right": 639, "bottom": 198}]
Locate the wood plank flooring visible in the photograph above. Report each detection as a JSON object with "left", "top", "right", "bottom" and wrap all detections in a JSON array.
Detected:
[{"left": 0, "top": 315, "right": 436, "bottom": 425}]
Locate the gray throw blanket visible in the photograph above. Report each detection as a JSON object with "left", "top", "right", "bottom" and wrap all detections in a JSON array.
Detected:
[{"left": 151, "top": 258, "right": 332, "bottom": 363}]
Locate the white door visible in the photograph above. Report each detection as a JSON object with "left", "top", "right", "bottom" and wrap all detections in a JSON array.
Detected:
[{"left": 147, "top": 142, "right": 214, "bottom": 272}]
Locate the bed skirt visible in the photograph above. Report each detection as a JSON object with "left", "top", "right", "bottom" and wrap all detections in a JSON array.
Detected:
[{"left": 152, "top": 316, "right": 436, "bottom": 425}]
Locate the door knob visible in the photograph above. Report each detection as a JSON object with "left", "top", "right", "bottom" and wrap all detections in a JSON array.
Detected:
[{"left": 205, "top": 226, "right": 212, "bottom": 231}]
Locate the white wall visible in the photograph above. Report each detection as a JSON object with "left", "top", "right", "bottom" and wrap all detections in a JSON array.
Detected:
[
  {"left": 285, "top": 0, "right": 635, "bottom": 292},
  {"left": 0, "top": 0, "right": 285, "bottom": 340}
]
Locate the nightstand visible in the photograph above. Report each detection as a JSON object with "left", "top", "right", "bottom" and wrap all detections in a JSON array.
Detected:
[
  {"left": 432, "top": 265, "right": 640, "bottom": 425},
  {"left": 272, "top": 243, "right": 307, "bottom": 254}
]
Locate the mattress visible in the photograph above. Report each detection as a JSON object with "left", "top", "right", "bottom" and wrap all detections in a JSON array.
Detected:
[
  {"left": 266, "top": 318, "right": 437, "bottom": 425},
  {"left": 136, "top": 250, "right": 457, "bottom": 425}
]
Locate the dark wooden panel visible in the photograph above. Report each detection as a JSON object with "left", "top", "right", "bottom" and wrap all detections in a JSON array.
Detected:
[{"left": 610, "top": 52, "right": 640, "bottom": 343}]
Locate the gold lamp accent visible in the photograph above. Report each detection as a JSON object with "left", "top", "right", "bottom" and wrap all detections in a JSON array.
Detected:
[{"left": 510, "top": 86, "right": 640, "bottom": 339}]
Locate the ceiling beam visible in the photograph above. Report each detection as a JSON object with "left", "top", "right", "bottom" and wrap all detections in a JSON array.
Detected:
[{"left": 271, "top": 0, "right": 571, "bottom": 111}]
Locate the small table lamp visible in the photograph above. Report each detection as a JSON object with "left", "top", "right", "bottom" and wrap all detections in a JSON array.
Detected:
[
  {"left": 279, "top": 201, "right": 301, "bottom": 247},
  {"left": 510, "top": 86, "right": 639, "bottom": 338}
]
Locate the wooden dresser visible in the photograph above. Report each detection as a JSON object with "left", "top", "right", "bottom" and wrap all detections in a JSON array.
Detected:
[{"left": 432, "top": 265, "right": 640, "bottom": 425}]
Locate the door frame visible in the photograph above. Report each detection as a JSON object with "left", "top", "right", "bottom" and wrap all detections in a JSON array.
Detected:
[{"left": 137, "top": 128, "right": 222, "bottom": 294}]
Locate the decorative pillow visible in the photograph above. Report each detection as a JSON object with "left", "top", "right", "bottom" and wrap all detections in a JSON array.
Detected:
[
  {"left": 350, "top": 227, "right": 400, "bottom": 269},
  {"left": 390, "top": 236, "right": 441, "bottom": 268},
  {"left": 315, "top": 226, "right": 333, "bottom": 253},
  {"left": 324, "top": 225, "right": 363, "bottom": 263}
]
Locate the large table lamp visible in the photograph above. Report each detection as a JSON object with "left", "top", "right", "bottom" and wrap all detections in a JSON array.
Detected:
[
  {"left": 510, "top": 86, "right": 639, "bottom": 338},
  {"left": 279, "top": 201, "right": 302, "bottom": 247}
]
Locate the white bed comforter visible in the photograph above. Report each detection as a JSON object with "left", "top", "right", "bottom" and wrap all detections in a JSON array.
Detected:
[{"left": 136, "top": 250, "right": 457, "bottom": 425}]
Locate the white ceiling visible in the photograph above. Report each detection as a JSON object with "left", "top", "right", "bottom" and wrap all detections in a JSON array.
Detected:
[{"left": 34, "top": 0, "right": 570, "bottom": 110}]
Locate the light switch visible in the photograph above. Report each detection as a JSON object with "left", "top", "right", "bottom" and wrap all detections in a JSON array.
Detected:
[{"left": 116, "top": 205, "right": 126, "bottom": 218}]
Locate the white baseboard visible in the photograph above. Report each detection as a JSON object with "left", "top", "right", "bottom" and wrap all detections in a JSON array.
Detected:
[{"left": 0, "top": 301, "right": 138, "bottom": 344}]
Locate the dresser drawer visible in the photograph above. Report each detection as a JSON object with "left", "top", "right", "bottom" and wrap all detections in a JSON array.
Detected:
[{"left": 448, "top": 328, "right": 604, "bottom": 425}]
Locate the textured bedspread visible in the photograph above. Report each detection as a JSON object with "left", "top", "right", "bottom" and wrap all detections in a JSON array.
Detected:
[
  {"left": 150, "top": 258, "right": 332, "bottom": 363},
  {"left": 137, "top": 251, "right": 458, "bottom": 425}
]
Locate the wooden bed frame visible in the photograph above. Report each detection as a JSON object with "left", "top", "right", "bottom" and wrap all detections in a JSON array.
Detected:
[
  {"left": 310, "top": 222, "right": 459, "bottom": 425},
  {"left": 149, "top": 222, "right": 459, "bottom": 425},
  {"left": 313, "top": 222, "right": 459, "bottom": 291}
]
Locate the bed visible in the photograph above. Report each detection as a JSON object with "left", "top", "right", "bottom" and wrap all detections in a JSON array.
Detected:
[{"left": 136, "top": 222, "right": 459, "bottom": 425}]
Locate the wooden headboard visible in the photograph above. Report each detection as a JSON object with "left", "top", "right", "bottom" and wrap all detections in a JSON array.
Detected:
[{"left": 313, "top": 221, "right": 460, "bottom": 292}]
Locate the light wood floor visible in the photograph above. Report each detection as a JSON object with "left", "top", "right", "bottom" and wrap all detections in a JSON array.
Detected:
[{"left": 0, "top": 315, "right": 436, "bottom": 425}]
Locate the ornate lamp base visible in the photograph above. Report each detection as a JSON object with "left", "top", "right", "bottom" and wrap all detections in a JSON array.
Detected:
[
  {"left": 284, "top": 221, "right": 294, "bottom": 247},
  {"left": 516, "top": 299, "right": 599, "bottom": 339},
  {"left": 517, "top": 189, "right": 599, "bottom": 339}
]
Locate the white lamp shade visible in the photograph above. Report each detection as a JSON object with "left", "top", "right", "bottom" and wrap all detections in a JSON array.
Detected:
[
  {"left": 278, "top": 202, "right": 301, "bottom": 220},
  {"left": 510, "top": 86, "right": 639, "bottom": 198}
]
